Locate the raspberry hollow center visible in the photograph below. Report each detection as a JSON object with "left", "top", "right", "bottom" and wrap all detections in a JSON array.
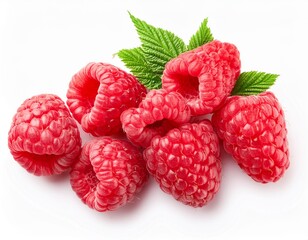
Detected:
[
  {"left": 146, "top": 119, "right": 176, "bottom": 136},
  {"left": 84, "top": 166, "right": 99, "bottom": 191},
  {"left": 80, "top": 76, "right": 100, "bottom": 110},
  {"left": 147, "top": 119, "right": 166, "bottom": 129},
  {"left": 175, "top": 74, "right": 199, "bottom": 99},
  {"left": 21, "top": 152, "right": 62, "bottom": 166},
  {"left": 14, "top": 151, "right": 64, "bottom": 175}
]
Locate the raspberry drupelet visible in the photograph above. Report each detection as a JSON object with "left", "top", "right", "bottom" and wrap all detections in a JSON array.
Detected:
[
  {"left": 120, "top": 89, "right": 191, "bottom": 148},
  {"left": 8, "top": 94, "right": 81, "bottom": 176},
  {"left": 70, "top": 137, "right": 148, "bottom": 212},
  {"left": 144, "top": 120, "right": 221, "bottom": 207},
  {"left": 162, "top": 40, "right": 241, "bottom": 116},
  {"left": 67, "top": 62, "right": 147, "bottom": 136},
  {"left": 212, "top": 91, "right": 289, "bottom": 183}
]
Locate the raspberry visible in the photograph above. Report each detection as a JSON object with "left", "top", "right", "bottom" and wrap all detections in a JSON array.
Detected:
[
  {"left": 162, "top": 40, "right": 241, "bottom": 116},
  {"left": 8, "top": 94, "right": 81, "bottom": 176},
  {"left": 144, "top": 120, "right": 221, "bottom": 207},
  {"left": 212, "top": 91, "right": 289, "bottom": 183},
  {"left": 66, "top": 62, "right": 147, "bottom": 136},
  {"left": 120, "top": 89, "right": 191, "bottom": 148},
  {"left": 70, "top": 137, "right": 148, "bottom": 212}
]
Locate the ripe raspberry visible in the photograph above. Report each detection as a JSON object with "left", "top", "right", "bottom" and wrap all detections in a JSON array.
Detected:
[
  {"left": 212, "top": 91, "right": 289, "bottom": 183},
  {"left": 66, "top": 62, "right": 147, "bottom": 136},
  {"left": 144, "top": 120, "right": 221, "bottom": 207},
  {"left": 162, "top": 40, "right": 241, "bottom": 116},
  {"left": 120, "top": 89, "right": 191, "bottom": 148},
  {"left": 8, "top": 94, "right": 81, "bottom": 176},
  {"left": 70, "top": 137, "right": 148, "bottom": 212}
]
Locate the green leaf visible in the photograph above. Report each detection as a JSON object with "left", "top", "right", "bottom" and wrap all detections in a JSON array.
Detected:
[
  {"left": 187, "top": 18, "right": 214, "bottom": 50},
  {"left": 117, "top": 47, "right": 162, "bottom": 89},
  {"left": 117, "top": 13, "right": 215, "bottom": 89},
  {"left": 231, "top": 71, "right": 279, "bottom": 96},
  {"left": 129, "top": 12, "right": 186, "bottom": 75}
]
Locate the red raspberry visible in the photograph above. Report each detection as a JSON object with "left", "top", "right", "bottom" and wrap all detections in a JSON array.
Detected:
[
  {"left": 66, "top": 62, "right": 146, "bottom": 136},
  {"left": 120, "top": 89, "right": 191, "bottom": 148},
  {"left": 70, "top": 137, "right": 148, "bottom": 212},
  {"left": 144, "top": 120, "right": 221, "bottom": 207},
  {"left": 8, "top": 94, "right": 81, "bottom": 176},
  {"left": 212, "top": 92, "right": 289, "bottom": 183},
  {"left": 162, "top": 40, "right": 241, "bottom": 116}
]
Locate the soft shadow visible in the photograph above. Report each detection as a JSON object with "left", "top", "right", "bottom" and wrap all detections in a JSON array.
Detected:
[{"left": 43, "top": 171, "right": 70, "bottom": 183}]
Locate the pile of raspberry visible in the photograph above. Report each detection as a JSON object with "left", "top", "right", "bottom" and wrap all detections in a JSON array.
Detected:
[{"left": 8, "top": 40, "right": 289, "bottom": 212}]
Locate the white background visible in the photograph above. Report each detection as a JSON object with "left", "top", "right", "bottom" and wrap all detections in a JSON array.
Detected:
[{"left": 1, "top": 0, "right": 308, "bottom": 239}]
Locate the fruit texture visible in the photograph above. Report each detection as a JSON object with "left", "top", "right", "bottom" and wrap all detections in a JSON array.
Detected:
[
  {"left": 66, "top": 62, "right": 147, "bottom": 136},
  {"left": 162, "top": 40, "right": 241, "bottom": 116},
  {"left": 212, "top": 91, "right": 289, "bottom": 183},
  {"left": 144, "top": 120, "right": 221, "bottom": 207},
  {"left": 70, "top": 137, "right": 148, "bottom": 212},
  {"left": 8, "top": 94, "right": 81, "bottom": 176},
  {"left": 120, "top": 89, "right": 191, "bottom": 148}
]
